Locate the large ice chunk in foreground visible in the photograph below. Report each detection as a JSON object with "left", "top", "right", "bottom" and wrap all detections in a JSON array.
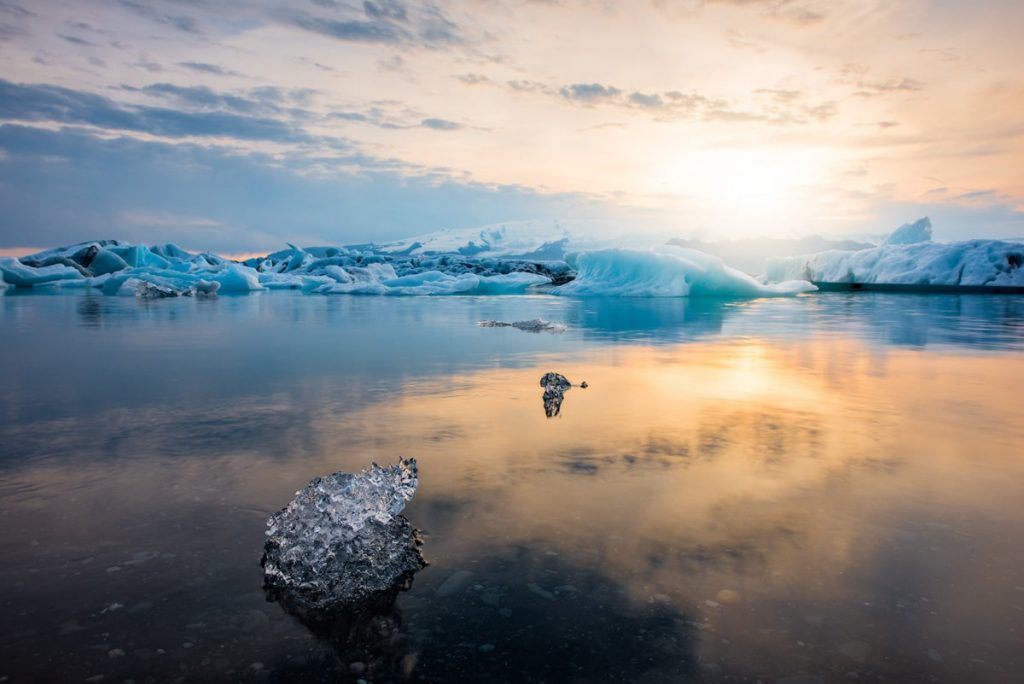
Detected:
[
  {"left": 262, "top": 459, "right": 425, "bottom": 610},
  {"left": 553, "top": 248, "right": 815, "bottom": 297}
]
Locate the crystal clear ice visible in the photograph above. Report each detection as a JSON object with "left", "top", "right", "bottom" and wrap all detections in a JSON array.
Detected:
[{"left": 262, "top": 459, "right": 425, "bottom": 610}]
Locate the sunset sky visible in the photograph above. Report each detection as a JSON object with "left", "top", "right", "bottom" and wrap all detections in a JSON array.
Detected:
[{"left": 1, "top": 0, "right": 1022, "bottom": 252}]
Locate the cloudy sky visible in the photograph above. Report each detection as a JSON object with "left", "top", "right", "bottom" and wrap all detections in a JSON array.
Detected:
[{"left": 1, "top": 0, "right": 1022, "bottom": 252}]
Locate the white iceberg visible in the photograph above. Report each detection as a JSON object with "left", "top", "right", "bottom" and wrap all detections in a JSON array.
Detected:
[{"left": 765, "top": 220, "right": 1024, "bottom": 287}]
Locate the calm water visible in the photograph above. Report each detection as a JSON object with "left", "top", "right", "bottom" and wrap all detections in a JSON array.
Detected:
[{"left": 1, "top": 291, "right": 1023, "bottom": 683}]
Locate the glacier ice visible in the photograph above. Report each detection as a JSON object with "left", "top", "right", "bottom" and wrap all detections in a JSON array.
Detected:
[
  {"left": 10, "top": 217, "right": 1019, "bottom": 297},
  {"left": 478, "top": 319, "right": 567, "bottom": 333},
  {"left": 262, "top": 459, "right": 426, "bottom": 610},
  {"left": 765, "top": 236, "right": 1024, "bottom": 287},
  {"left": 883, "top": 217, "right": 933, "bottom": 246},
  {"left": 555, "top": 247, "right": 816, "bottom": 297}
]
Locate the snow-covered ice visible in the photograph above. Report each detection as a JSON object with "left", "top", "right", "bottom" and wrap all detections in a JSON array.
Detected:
[
  {"left": 765, "top": 219, "right": 1024, "bottom": 287},
  {"left": 882, "top": 217, "right": 933, "bottom": 246},
  {"left": 5, "top": 217, "right": 1020, "bottom": 296},
  {"left": 262, "top": 459, "right": 425, "bottom": 610}
]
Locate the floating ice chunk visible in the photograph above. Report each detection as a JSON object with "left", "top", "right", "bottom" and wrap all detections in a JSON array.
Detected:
[
  {"left": 135, "top": 279, "right": 220, "bottom": 298},
  {"left": 540, "top": 372, "right": 582, "bottom": 418},
  {"left": 207, "top": 263, "right": 264, "bottom": 292},
  {"left": 554, "top": 248, "right": 815, "bottom": 298},
  {"left": 479, "top": 319, "right": 566, "bottom": 333},
  {"left": 0, "top": 257, "right": 85, "bottom": 287},
  {"left": 883, "top": 217, "right": 932, "bottom": 246},
  {"left": 262, "top": 459, "right": 426, "bottom": 610},
  {"left": 765, "top": 238, "right": 1024, "bottom": 287}
]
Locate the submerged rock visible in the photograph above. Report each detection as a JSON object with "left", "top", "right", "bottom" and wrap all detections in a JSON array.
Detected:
[{"left": 262, "top": 459, "right": 426, "bottom": 611}]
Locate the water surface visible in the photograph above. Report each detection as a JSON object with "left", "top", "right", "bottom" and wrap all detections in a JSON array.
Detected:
[{"left": 1, "top": 291, "right": 1022, "bottom": 683}]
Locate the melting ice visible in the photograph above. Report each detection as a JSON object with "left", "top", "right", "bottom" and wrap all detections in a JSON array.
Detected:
[
  {"left": 4, "top": 217, "right": 1021, "bottom": 296},
  {"left": 262, "top": 459, "right": 425, "bottom": 610}
]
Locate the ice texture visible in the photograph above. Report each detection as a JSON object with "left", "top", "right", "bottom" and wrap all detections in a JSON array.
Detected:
[
  {"left": 540, "top": 372, "right": 576, "bottom": 418},
  {"left": 883, "top": 217, "right": 933, "bottom": 246},
  {"left": 479, "top": 319, "right": 567, "bottom": 333},
  {"left": 0, "top": 222, "right": 825, "bottom": 298},
  {"left": 135, "top": 279, "right": 220, "bottom": 299},
  {"left": 765, "top": 236, "right": 1024, "bottom": 287},
  {"left": 555, "top": 247, "right": 816, "bottom": 297},
  {"left": 262, "top": 459, "right": 425, "bottom": 610}
]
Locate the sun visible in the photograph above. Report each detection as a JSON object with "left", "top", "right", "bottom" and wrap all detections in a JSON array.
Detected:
[{"left": 654, "top": 147, "right": 828, "bottom": 233}]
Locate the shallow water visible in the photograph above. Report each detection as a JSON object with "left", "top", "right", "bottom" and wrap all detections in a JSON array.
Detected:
[{"left": 1, "top": 291, "right": 1023, "bottom": 683}]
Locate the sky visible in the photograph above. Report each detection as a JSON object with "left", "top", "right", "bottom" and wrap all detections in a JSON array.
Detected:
[{"left": 1, "top": 0, "right": 1022, "bottom": 253}]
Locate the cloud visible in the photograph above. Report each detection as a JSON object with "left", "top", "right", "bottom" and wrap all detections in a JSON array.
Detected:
[
  {"left": 291, "top": 0, "right": 464, "bottom": 49},
  {"left": 507, "top": 80, "right": 553, "bottom": 94},
  {"left": 0, "top": 79, "right": 321, "bottom": 144},
  {"left": 421, "top": 117, "right": 460, "bottom": 130},
  {"left": 704, "top": 0, "right": 827, "bottom": 25},
  {"left": 179, "top": 62, "right": 244, "bottom": 78},
  {"left": 58, "top": 33, "right": 98, "bottom": 47},
  {"left": 559, "top": 83, "right": 623, "bottom": 103},
  {"left": 117, "top": 0, "right": 202, "bottom": 34},
  {"left": 540, "top": 80, "right": 836, "bottom": 125},
  {"left": 0, "top": 124, "right": 609, "bottom": 251},
  {"left": 852, "top": 78, "right": 923, "bottom": 98},
  {"left": 0, "top": 1, "right": 34, "bottom": 19},
  {"left": 457, "top": 73, "right": 490, "bottom": 86}
]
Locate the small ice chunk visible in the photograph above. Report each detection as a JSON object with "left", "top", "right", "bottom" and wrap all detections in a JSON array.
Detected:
[
  {"left": 540, "top": 372, "right": 573, "bottom": 418},
  {"left": 478, "top": 319, "right": 566, "bottom": 333},
  {"left": 262, "top": 459, "right": 425, "bottom": 610}
]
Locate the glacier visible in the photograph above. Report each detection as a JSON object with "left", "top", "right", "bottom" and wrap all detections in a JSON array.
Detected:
[
  {"left": 262, "top": 459, "right": 426, "bottom": 611},
  {"left": 765, "top": 219, "right": 1024, "bottom": 287}
]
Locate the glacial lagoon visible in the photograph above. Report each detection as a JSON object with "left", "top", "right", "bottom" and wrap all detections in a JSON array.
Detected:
[{"left": 1, "top": 291, "right": 1023, "bottom": 682}]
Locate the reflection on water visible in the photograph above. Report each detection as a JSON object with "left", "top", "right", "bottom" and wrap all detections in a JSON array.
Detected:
[{"left": 1, "top": 292, "right": 1023, "bottom": 682}]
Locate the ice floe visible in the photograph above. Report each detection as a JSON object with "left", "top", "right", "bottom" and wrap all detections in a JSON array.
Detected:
[
  {"left": 262, "top": 459, "right": 425, "bottom": 610},
  {"left": 478, "top": 319, "right": 567, "bottom": 333}
]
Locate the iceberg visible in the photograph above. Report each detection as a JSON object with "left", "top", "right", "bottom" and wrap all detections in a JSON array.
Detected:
[
  {"left": 554, "top": 247, "right": 816, "bottom": 297},
  {"left": 261, "top": 459, "right": 426, "bottom": 610},
  {"left": 0, "top": 256, "right": 85, "bottom": 287},
  {"left": 0, "top": 225, "right": 837, "bottom": 299},
  {"left": 882, "top": 217, "right": 933, "bottom": 246},
  {"left": 765, "top": 224, "right": 1024, "bottom": 288}
]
